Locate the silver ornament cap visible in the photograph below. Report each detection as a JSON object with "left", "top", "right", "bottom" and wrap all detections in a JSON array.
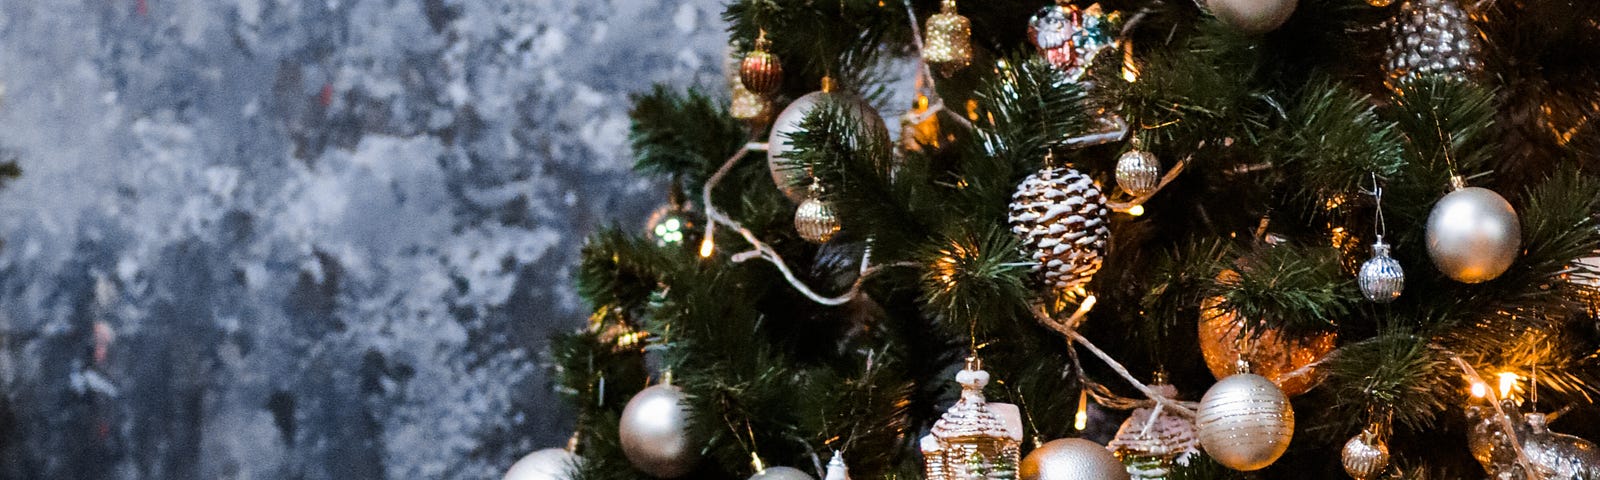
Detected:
[
  {"left": 1205, "top": 0, "right": 1298, "bottom": 33},
  {"left": 1359, "top": 240, "right": 1405, "bottom": 303},
  {"left": 1115, "top": 147, "right": 1161, "bottom": 197},
  {"left": 1195, "top": 374, "right": 1295, "bottom": 472},
  {"left": 1341, "top": 430, "right": 1390, "bottom": 480},
  {"left": 749, "top": 466, "right": 815, "bottom": 480},
  {"left": 504, "top": 448, "right": 578, "bottom": 480},
  {"left": 619, "top": 383, "right": 703, "bottom": 478},
  {"left": 1426, "top": 184, "right": 1521, "bottom": 284},
  {"left": 1020, "top": 438, "right": 1131, "bottom": 480}
]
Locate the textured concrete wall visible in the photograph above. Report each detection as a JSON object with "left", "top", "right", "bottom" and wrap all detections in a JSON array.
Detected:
[{"left": 0, "top": 1, "right": 728, "bottom": 478}]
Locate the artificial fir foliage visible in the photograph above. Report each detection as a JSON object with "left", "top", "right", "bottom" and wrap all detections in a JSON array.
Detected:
[{"left": 544, "top": 0, "right": 1600, "bottom": 478}]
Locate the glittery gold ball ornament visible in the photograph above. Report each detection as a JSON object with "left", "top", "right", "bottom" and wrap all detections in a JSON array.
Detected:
[
  {"left": 794, "top": 192, "right": 842, "bottom": 244},
  {"left": 731, "top": 80, "right": 774, "bottom": 127},
  {"left": 1198, "top": 271, "right": 1337, "bottom": 397},
  {"left": 619, "top": 383, "right": 702, "bottom": 478},
  {"left": 1341, "top": 429, "right": 1389, "bottom": 480},
  {"left": 1020, "top": 438, "right": 1131, "bottom": 480},
  {"left": 1195, "top": 374, "right": 1295, "bottom": 472},
  {"left": 1426, "top": 183, "right": 1521, "bottom": 284},
  {"left": 1114, "top": 144, "right": 1161, "bottom": 197},
  {"left": 767, "top": 80, "right": 889, "bottom": 203},
  {"left": 1008, "top": 165, "right": 1110, "bottom": 299},
  {"left": 923, "top": 0, "right": 972, "bottom": 76},
  {"left": 504, "top": 448, "right": 577, "bottom": 480},
  {"left": 1205, "top": 0, "right": 1297, "bottom": 34},
  {"left": 749, "top": 466, "right": 815, "bottom": 480}
]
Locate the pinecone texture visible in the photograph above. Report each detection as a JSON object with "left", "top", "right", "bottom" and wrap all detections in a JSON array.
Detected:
[
  {"left": 1009, "top": 167, "right": 1110, "bottom": 297},
  {"left": 1385, "top": 0, "right": 1484, "bottom": 84}
]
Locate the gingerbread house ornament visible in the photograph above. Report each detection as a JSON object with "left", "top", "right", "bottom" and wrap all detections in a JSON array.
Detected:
[{"left": 921, "top": 357, "right": 1025, "bottom": 480}]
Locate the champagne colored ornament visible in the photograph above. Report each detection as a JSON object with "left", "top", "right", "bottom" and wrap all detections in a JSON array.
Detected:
[
  {"left": 767, "top": 78, "right": 890, "bottom": 203},
  {"left": 504, "top": 448, "right": 577, "bottom": 480},
  {"left": 1341, "top": 429, "right": 1389, "bottom": 480},
  {"left": 1359, "top": 240, "right": 1405, "bottom": 303},
  {"left": 1114, "top": 139, "right": 1161, "bottom": 197},
  {"left": 1195, "top": 374, "right": 1295, "bottom": 472},
  {"left": 749, "top": 466, "right": 815, "bottom": 480},
  {"left": 795, "top": 182, "right": 842, "bottom": 244},
  {"left": 1467, "top": 399, "right": 1600, "bottom": 479},
  {"left": 1205, "top": 0, "right": 1297, "bottom": 34},
  {"left": 1028, "top": 2, "right": 1119, "bottom": 79},
  {"left": 1384, "top": 0, "right": 1483, "bottom": 86},
  {"left": 920, "top": 357, "right": 1025, "bottom": 480},
  {"left": 923, "top": 0, "right": 972, "bottom": 76},
  {"left": 731, "top": 80, "right": 774, "bottom": 127},
  {"left": 1020, "top": 438, "right": 1130, "bottom": 480},
  {"left": 740, "top": 33, "right": 784, "bottom": 97},
  {"left": 1426, "top": 178, "right": 1521, "bottom": 284},
  {"left": 1198, "top": 272, "right": 1337, "bottom": 397},
  {"left": 1008, "top": 162, "right": 1110, "bottom": 299},
  {"left": 1109, "top": 383, "right": 1201, "bottom": 479},
  {"left": 619, "top": 382, "right": 702, "bottom": 478}
]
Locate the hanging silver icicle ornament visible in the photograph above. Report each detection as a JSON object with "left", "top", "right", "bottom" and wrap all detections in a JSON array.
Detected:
[
  {"left": 1341, "top": 428, "right": 1390, "bottom": 480},
  {"left": 1008, "top": 158, "right": 1110, "bottom": 300},
  {"left": 923, "top": 0, "right": 972, "bottom": 76},
  {"left": 1114, "top": 138, "right": 1161, "bottom": 197},
  {"left": 1426, "top": 176, "right": 1521, "bottom": 284},
  {"left": 795, "top": 182, "right": 842, "bottom": 244},
  {"left": 1384, "top": 0, "right": 1484, "bottom": 86}
]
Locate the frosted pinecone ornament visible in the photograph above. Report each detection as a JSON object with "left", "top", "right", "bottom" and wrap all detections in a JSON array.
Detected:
[{"left": 1008, "top": 162, "right": 1110, "bottom": 300}]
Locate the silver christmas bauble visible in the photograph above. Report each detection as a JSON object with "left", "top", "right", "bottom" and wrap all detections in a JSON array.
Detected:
[
  {"left": 767, "top": 90, "right": 888, "bottom": 203},
  {"left": 1341, "top": 431, "right": 1389, "bottom": 480},
  {"left": 504, "top": 448, "right": 577, "bottom": 480},
  {"left": 619, "top": 384, "right": 702, "bottom": 478},
  {"left": 1358, "top": 241, "right": 1405, "bottom": 303},
  {"left": 750, "top": 466, "right": 815, "bottom": 480},
  {"left": 1021, "top": 438, "right": 1131, "bottom": 480},
  {"left": 1009, "top": 166, "right": 1110, "bottom": 298},
  {"left": 1195, "top": 374, "right": 1295, "bottom": 472},
  {"left": 795, "top": 196, "right": 841, "bottom": 244},
  {"left": 1115, "top": 148, "right": 1161, "bottom": 197},
  {"left": 1206, "top": 0, "right": 1297, "bottom": 33},
  {"left": 1426, "top": 186, "right": 1521, "bottom": 284}
]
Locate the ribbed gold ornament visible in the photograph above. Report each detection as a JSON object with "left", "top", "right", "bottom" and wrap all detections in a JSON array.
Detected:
[
  {"left": 922, "top": 0, "right": 972, "bottom": 76},
  {"left": 740, "top": 35, "right": 784, "bottom": 97},
  {"left": 1341, "top": 429, "right": 1389, "bottom": 480},
  {"left": 1114, "top": 141, "right": 1160, "bottom": 197},
  {"left": 1195, "top": 374, "right": 1294, "bottom": 472},
  {"left": 794, "top": 184, "right": 841, "bottom": 244}
]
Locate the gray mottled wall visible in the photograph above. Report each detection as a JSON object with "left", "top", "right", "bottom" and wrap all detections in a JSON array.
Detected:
[{"left": 0, "top": 0, "right": 729, "bottom": 478}]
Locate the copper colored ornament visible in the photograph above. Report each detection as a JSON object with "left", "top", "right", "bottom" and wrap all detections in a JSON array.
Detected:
[
  {"left": 923, "top": 0, "right": 972, "bottom": 76},
  {"left": 1198, "top": 270, "right": 1337, "bottom": 397},
  {"left": 740, "top": 36, "right": 784, "bottom": 97}
]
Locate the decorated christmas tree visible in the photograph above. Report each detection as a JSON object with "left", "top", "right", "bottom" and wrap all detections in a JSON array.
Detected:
[{"left": 510, "top": 0, "right": 1600, "bottom": 479}]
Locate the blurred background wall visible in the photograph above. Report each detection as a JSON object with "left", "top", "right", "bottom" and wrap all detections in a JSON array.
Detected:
[{"left": 0, "top": 1, "right": 731, "bottom": 478}]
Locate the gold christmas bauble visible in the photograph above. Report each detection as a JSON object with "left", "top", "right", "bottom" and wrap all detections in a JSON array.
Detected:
[
  {"left": 1341, "top": 430, "right": 1389, "bottom": 480},
  {"left": 740, "top": 38, "right": 784, "bottom": 97},
  {"left": 1195, "top": 374, "right": 1295, "bottom": 472},
  {"left": 1021, "top": 438, "right": 1130, "bottom": 480},
  {"left": 923, "top": 0, "right": 972, "bottom": 75},
  {"left": 794, "top": 195, "right": 841, "bottom": 244},
  {"left": 1198, "top": 270, "right": 1337, "bottom": 397}
]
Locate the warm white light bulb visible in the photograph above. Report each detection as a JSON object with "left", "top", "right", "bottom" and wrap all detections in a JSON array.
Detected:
[
  {"left": 1498, "top": 372, "right": 1519, "bottom": 399},
  {"left": 1470, "top": 382, "right": 1488, "bottom": 398}
]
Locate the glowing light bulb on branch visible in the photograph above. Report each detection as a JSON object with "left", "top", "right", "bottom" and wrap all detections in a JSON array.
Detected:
[
  {"left": 1074, "top": 389, "right": 1089, "bottom": 430},
  {"left": 1498, "top": 372, "right": 1519, "bottom": 399},
  {"left": 1470, "top": 382, "right": 1488, "bottom": 398}
]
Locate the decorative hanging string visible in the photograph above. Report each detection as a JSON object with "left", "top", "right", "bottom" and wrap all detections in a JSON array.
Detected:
[{"left": 1031, "top": 298, "right": 1199, "bottom": 418}]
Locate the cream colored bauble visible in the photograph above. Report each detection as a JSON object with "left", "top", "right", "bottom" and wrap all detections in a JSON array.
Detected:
[
  {"left": 1195, "top": 374, "right": 1295, "bottom": 471},
  {"left": 1207, "top": 0, "right": 1297, "bottom": 33},
  {"left": 1020, "top": 438, "right": 1131, "bottom": 480},
  {"left": 504, "top": 448, "right": 577, "bottom": 480}
]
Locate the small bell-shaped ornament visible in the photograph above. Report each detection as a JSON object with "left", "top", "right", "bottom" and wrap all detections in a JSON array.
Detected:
[{"left": 923, "top": 0, "right": 972, "bottom": 76}]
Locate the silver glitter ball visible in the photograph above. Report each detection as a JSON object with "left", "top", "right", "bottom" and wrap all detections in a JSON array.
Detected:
[
  {"left": 1358, "top": 241, "right": 1405, "bottom": 303},
  {"left": 504, "top": 448, "right": 578, "bottom": 480},
  {"left": 1426, "top": 186, "right": 1521, "bottom": 284},
  {"left": 1195, "top": 374, "right": 1295, "bottom": 471},
  {"left": 1020, "top": 438, "right": 1131, "bottom": 480},
  {"left": 619, "top": 384, "right": 703, "bottom": 478},
  {"left": 749, "top": 466, "right": 815, "bottom": 480},
  {"left": 1115, "top": 148, "right": 1161, "bottom": 197},
  {"left": 1341, "top": 431, "right": 1390, "bottom": 480}
]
